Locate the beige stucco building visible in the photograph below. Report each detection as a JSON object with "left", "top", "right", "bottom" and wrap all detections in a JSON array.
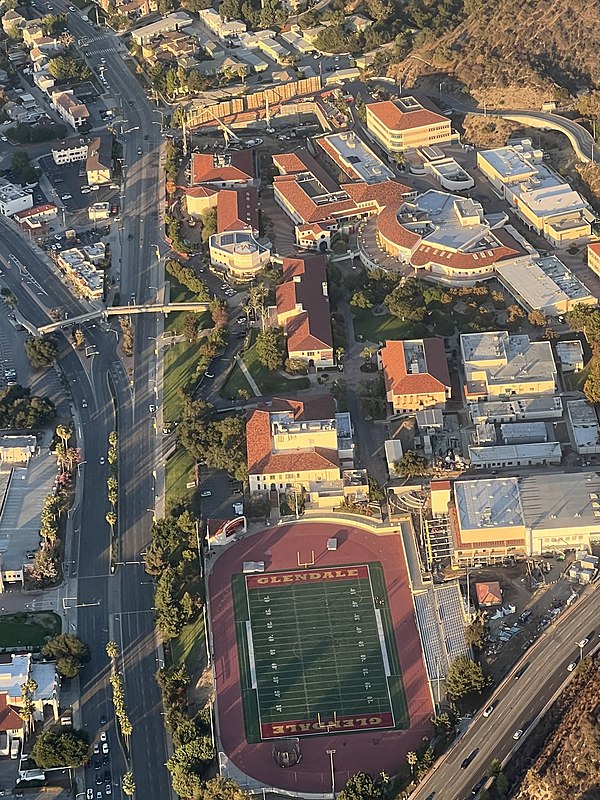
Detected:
[
  {"left": 461, "top": 331, "right": 557, "bottom": 402},
  {"left": 379, "top": 338, "right": 451, "bottom": 415},
  {"left": 366, "top": 97, "right": 452, "bottom": 154}
]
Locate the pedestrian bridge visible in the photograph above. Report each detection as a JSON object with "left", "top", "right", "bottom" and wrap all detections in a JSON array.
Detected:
[{"left": 37, "top": 302, "right": 211, "bottom": 334}]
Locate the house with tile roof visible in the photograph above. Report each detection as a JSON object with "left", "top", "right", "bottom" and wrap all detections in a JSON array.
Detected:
[
  {"left": 270, "top": 254, "right": 334, "bottom": 368},
  {"left": 51, "top": 90, "right": 89, "bottom": 131},
  {"left": 366, "top": 96, "right": 453, "bottom": 154},
  {"left": 379, "top": 338, "right": 451, "bottom": 415},
  {"left": 246, "top": 396, "right": 360, "bottom": 509}
]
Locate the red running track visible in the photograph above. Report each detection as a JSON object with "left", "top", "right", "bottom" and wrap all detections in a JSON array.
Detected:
[{"left": 208, "top": 522, "right": 433, "bottom": 794}]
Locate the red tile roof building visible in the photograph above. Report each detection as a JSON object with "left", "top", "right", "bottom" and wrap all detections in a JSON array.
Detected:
[
  {"left": 246, "top": 396, "right": 343, "bottom": 499},
  {"left": 379, "top": 338, "right": 451, "bottom": 414},
  {"left": 366, "top": 96, "right": 452, "bottom": 154},
  {"left": 191, "top": 151, "right": 255, "bottom": 188},
  {"left": 216, "top": 187, "right": 259, "bottom": 234},
  {"left": 272, "top": 254, "right": 334, "bottom": 367},
  {"left": 587, "top": 241, "right": 600, "bottom": 277}
]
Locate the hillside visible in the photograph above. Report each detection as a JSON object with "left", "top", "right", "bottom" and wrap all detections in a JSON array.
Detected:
[
  {"left": 390, "top": 0, "right": 600, "bottom": 106},
  {"left": 508, "top": 657, "right": 600, "bottom": 800}
]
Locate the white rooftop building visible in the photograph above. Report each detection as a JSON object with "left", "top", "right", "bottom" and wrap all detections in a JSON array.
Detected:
[
  {"left": 468, "top": 442, "right": 562, "bottom": 469},
  {"left": 0, "top": 183, "right": 33, "bottom": 217},
  {"left": 469, "top": 396, "right": 563, "bottom": 424},
  {"left": 460, "top": 331, "right": 557, "bottom": 401},
  {"left": 567, "top": 400, "right": 600, "bottom": 455},
  {"left": 316, "top": 131, "right": 395, "bottom": 184},
  {"left": 556, "top": 340, "right": 584, "bottom": 372},
  {"left": 477, "top": 141, "right": 595, "bottom": 248},
  {"left": 496, "top": 255, "right": 595, "bottom": 316}
]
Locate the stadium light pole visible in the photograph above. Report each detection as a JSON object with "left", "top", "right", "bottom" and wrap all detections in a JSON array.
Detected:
[{"left": 326, "top": 749, "right": 336, "bottom": 799}]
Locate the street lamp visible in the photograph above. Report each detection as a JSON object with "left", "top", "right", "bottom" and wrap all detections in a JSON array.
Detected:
[
  {"left": 578, "top": 640, "right": 585, "bottom": 662},
  {"left": 326, "top": 749, "right": 336, "bottom": 799}
]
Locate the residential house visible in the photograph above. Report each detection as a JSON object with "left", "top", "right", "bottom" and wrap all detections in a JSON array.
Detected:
[
  {"left": 0, "top": 653, "right": 59, "bottom": 723},
  {"left": 379, "top": 338, "right": 451, "bottom": 415},
  {"left": 86, "top": 136, "right": 112, "bottom": 185},
  {"left": 1, "top": 9, "right": 26, "bottom": 35}
]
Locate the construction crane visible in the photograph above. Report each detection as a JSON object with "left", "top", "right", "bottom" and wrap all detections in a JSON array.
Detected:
[{"left": 204, "top": 106, "right": 241, "bottom": 146}]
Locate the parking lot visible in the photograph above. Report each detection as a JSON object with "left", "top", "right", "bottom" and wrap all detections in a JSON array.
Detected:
[
  {"left": 197, "top": 466, "right": 244, "bottom": 523},
  {"left": 38, "top": 156, "right": 118, "bottom": 218}
]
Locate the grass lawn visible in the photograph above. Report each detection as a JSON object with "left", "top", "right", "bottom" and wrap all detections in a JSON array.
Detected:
[
  {"left": 164, "top": 341, "right": 200, "bottom": 423},
  {"left": 352, "top": 308, "right": 429, "bottom": 344},
  {"left": 171, "top": 614, "right": 206, "bottom": 674},
  {"left": 0, "top": 612, "right": 61, "bottom": 649},
  {"left": 166, "top": 446, "right": 199, "bottom": 512},
  {"left": 220, "top": 330, "right": 310, "bottom": 399},
  {"left": 165, "top": 274, "right": 211, "bottom": 335},
  {"left": 220, "top": 362, "right": 254, "bottom": 401}
]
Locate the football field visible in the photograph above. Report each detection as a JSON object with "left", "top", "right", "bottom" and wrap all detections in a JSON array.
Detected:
[{"left": 232, "top": 563, "right": 408, "bottom": 741}]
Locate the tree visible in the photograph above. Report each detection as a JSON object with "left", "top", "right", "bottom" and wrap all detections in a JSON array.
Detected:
[
  {"left": 11, "top": 151, "right": 38, "bottom": 184},
  {"left": 25, "top": 335, "right": 58, "bottom": 368},
  {"left": 122, "top": 772, "right": 136, "bottom": 796},
  {"left": 465, "top": 614, "right": 487, "bottom": 649},
  {"left": 48, "top": 55, "right": 90, "bottom": 81},
  {"left": 584, "top": 363, "right": 600, "bottom": 404},
  {"left": 527, "top": 309, "right": 546, "bottom": 327},
  {"left": 106, "top": 511, "right": 117, "bottom": 534},
  {"left": 72, "top": 328, "right": 85, "bottom": 348},
  {"left": 360, "top": 346, "right": 377, "bottom": 364},
  {"left": 31, "top": 730, "right": 89, "bottom": 768},
  {"left": 200, "top": 208, "right": 218, "bottom": 243},
  {"left": 106, "top": 641, "right": 119, "bottom": 660},
  {"left": 338, "top": 772, "right": 384, "bottom": 800},
  {"left": 386, "top": 279, "right": 427, "bottom": 322},
  {"left": 42, "top": 634, "right": 91, "bottom": 678},
  {"left": 56, "top": 424, "right": 72, "bottom": 452},
  {"left": 255, "top": 328, "right": 286, "bottom": 371},
  {"left": 247, "top": 284, "right": 269, "bottom": 327},
  {"left": 393, "top": 450, "right": 429, "bottom": 478},
  {"left": 445, "top": 655, "right": 490, "bottom": 701},
  {"left": 578, "top": 91, "right": 600, "bottom": 123},
  {"left": 0, "top": 385, "right": 54, "bottom": 429}
]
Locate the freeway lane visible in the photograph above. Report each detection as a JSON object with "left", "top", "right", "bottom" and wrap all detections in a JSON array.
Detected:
[{"left": 411, "top": 590, "right": 600, "bottom": 800}]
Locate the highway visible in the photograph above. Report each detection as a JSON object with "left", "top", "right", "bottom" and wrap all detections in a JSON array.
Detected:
[
  {"left": 411, "top": 590, "right": 600, "bottom": 800},
  {"left": 2, "top": 6, "right": 171, "bottom": 797}
]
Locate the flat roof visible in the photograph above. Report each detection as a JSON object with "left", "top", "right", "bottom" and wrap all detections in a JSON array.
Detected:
[
  {"left": 461, "top": 332, "right": 556, "bottom": 386},
  {"left": 500, "top": 422, "right": 548, "bottom": 441},
  {"left": 454, "top": 477, "right": 524, "bottom": 531},
  {"left": 519, "top": 471, "right": 600, "bottom": 530},
  {"left": 496, "top": 259, "right": 570, "bottom": 312},
  {"left": 0, "top": 452, "right": 56, "bottom": 572},
  {"left": 567, "top": 400, "right": 600, "bottom": 448},
  {"left": 535, "top": 255, "right": 593, "bottom": 301},
  {"left": 469, "top": 442, "right": 561, "bottom": 464},
  {"left": 317, "top": 132, "right": 394, "bottom": 184},
  {"left": 470, "top": 396, "right": 563, "bottom": 421},
  {"left": 478, "top": 145, "right": 540, "bottom": 181}
]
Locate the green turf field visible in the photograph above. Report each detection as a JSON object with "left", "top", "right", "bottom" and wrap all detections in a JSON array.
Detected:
[{"left": 232, "top": 563, "right": 408, "bottom": 741}]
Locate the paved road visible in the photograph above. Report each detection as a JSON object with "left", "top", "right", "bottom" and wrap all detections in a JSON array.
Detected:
[
  {"left": 410, "top": 589, "right": 600, "bottom": 800},
  {"left": 2, "top": 5, "right": 172, "bottom": 796}
]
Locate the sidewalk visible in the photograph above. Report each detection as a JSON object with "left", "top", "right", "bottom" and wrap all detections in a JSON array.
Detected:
[{"left": 234, "top": 353, "right": 260, "bottom": 396}]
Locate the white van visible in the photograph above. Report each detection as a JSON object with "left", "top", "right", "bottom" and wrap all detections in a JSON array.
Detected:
[{"left": 10, "top": 738, "right": 20, "bottom": 759}]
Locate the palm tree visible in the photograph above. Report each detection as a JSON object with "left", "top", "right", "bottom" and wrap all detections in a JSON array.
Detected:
[
  {"left": 248, "top": 285, "right": 268, "bottom": 330},
  {"left": 105, "top": 511, "right": 117, "bottom": 535},
  {"left": 55, "top": 424, "right": 72, "bottom": 452},
  {"left": 106, "top": 641, "right": 119, "bottom": 661},
  {"left": 120, "top": 714, "right": 133, "bottom": 747},
  {"left": 108, "top": 431, "right": 118, "bottom": 449},
  {"left": 406, "top": 751, "right": 418, "bottom": 775},
  {"left": 122, "top": 771, "right": 136, "bottom": 797},
  {"left": 19, "top": 679, "right": 37, "bottom": 738}
]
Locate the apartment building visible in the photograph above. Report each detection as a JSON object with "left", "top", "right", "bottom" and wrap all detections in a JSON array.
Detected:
[
  {"left": 366, "top": 96, "right": 452, "bottom": 154},
  {"left": 51, "top": 141, "right": 88, "bottom": 165},
  {"left": 198, "top": 8, "right": 246, "bottom": 39},
  {"left": 130, "top": 11, "right": 193, "bottom": 45},
  {"left": 51, "top": 91, "right": 89, "bottom": 131},
  {"left": 379, "top": 338, "right": 451, "bottom": 415},
  {"left": 86, "top": 136, "right": 112, "bottom": 185}
]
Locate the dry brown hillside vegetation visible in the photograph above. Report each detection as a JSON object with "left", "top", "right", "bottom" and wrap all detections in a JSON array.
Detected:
[
  {"left": 509, "top": 657, "right": 600, "bottom": 800},
  {"left": 389, "top": 0, "right": 600, "bottom": 106}
]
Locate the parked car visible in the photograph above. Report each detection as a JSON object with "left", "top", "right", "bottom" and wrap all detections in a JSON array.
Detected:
[
  {"left": 513, "top": 729, "right": 523, "bottom": 740},
  {"left": 200, "top": 490, "right": 212, "bottom": 498}
]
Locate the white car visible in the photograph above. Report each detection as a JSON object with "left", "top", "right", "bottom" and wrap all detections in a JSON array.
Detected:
[
  {"left": 105, "top": 785, "right": 111, "bottom": 796},
  {"left": 513, "top": 729, "right": 523, "bottom": 740},
  {"left": 100, "top": 731, "right": 107, "bottom": 742},
  {"left": 61, "top": 194, "right": 72, "bottom": 200},
  {"left": 101, "top": 742, "right": 109, "bottom": 755},
  {"left": 90, "top": 185, "right": 99, "bottom": 191},
  {"left": 200, "top": 490, "right": 212, "bottom": 498},
  {"left": 482, "top": 704, "right": 494, "bottom": 718},
  {"left": 81, "top": 188, "right": 91, "bottom": 194},
  {"left": 567, "top": 662, "right": 577, "bottom": 672},
  {"left": 0, "top": 136, "right": 7, "bottom": 142},
  {"left": 68, "top": 4, "right": 76, "bottom": 9},
  {"left": 578, "top": 638, "right": 589, "bottom": 648},
  {"left": 86, "top": 790, "right": 94, "bottom": 800}
]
